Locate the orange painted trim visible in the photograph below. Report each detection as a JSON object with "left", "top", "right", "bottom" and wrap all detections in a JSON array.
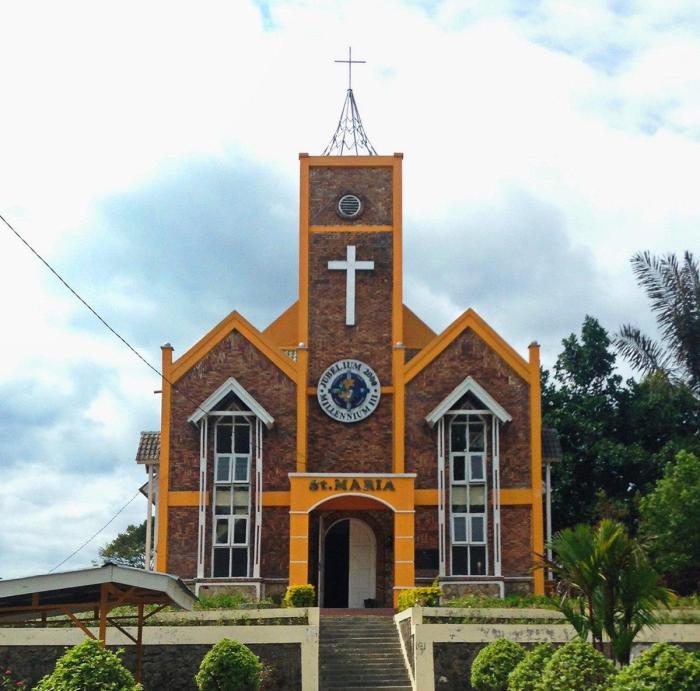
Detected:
[
  {"left": 262, "top": 491, "right": 291, "bottom": 507},
  {"left": 155, "top": 346, "right": 173, "bottom": 572},
  {"left": 404, "top": 308, "right": 531, "bottom": 383},
  {"left": 297, "top": 156, "right": 310, "bottom": 474},
  {"left": 392, "top": 157, "right": 405, "bottom": 474},
  {"left": 529, "top": 343, "right": 545, "bottom": 595},
  {"left": 262, "top": 301, "right": 298, "bottom": 347},
  {"left": 170, "top": 311, "right": 296, "bottom": 383},
  {"left": 309, "top": 225, "right": 392, "bottom": 234},
  {"left": 168, "top": 491, "right": 205, "bottom": 507},
  {"left": 500, "top": 488, "right": 533, "bottom": 505},
  {"left": 415, "top": 489, "right": 438, "bottom": 505},
  {"left": 304, "top": 154, "right": 399, "bottom": 168}
]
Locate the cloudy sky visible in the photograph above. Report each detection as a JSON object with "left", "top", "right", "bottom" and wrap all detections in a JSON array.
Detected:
[{"left": 1, "top": 0, "right": 698, "bottom": 579}]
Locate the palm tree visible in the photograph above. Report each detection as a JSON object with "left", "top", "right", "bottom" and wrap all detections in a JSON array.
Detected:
[
  {"left": 615, "top": 251, "right": 700, "bottom": 393},
  {"left": 537, "top": 520, "right": 673, "bottom": 664}
]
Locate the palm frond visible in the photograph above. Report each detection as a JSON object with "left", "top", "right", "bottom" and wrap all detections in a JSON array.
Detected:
[{"left": 613, "top": 325, "right": 669, "bottom": 376}]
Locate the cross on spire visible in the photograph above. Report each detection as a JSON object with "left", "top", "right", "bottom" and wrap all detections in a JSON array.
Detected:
[{"left": 335, "top": 46, "right": 366, "bottom": 91}]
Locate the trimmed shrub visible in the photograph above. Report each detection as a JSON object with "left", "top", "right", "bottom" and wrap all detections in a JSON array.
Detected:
[
  {"left": 397, "top": 586, "right": 442, "bottom": 611},
  {"left": 34, "top": 638, "right": 141, "bottom": 690},
  {"left": 540, "top": 639, "right": 616, "bottom": 691},
  {"left": 195, "top": 639, "right": 263, "bottom": 691},
  {"left": 610, "top": 643, "right": 700, "bottom": 691},
  {"left": 282, "top": 584, "right": 315, "bottom": 608},
  {"left": 507, "top": 643, "right": 555, "bottom": 691},
  {"left": 470, "top": 639, "right": 526, "bottom": 691}
]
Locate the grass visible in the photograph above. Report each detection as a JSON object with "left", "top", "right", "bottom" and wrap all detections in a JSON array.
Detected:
[{"left": 443, "top": 594, "right": 559, "bottom": 609}]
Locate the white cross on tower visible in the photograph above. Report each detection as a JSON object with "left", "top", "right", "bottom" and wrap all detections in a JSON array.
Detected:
[{"left": 328, "top": 245, "right": 375, "bottom": 326}]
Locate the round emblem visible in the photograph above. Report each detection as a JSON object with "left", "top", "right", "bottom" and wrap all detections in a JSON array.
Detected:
[{"left": 317, "top": 359, "right": 381, "bottom": 423}]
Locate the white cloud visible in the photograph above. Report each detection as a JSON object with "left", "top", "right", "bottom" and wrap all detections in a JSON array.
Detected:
[{"left": 1, "top": 0, "right": 698, "bottom": 578}]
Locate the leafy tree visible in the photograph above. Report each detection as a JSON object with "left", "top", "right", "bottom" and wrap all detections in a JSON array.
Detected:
[
  {"left": 542, "top": 316, "right": 700, "bottom": 533},
  {"left": 639, "top": 450, "right": 700, "bottom": 593},
  {"left": 539, "top": 520, "right": 672, "bottom": 665},
  {"left": 615, "top": 251, "right": 700, "bottom": 393},
  {"left": 98, "top": 521, "right": 147, "bottom": 568}
]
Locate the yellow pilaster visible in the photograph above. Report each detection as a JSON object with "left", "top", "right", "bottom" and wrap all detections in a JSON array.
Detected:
[
  {"left": 529, "top": 342, "right": 545, "bottom": 596},
  {"left": 393, "top": 510, "right": 415, "bottom": 607},
  {"left": 155, "top": 344, "right": 173, "bottom": 572},
  {"left": 288, "top": 512, "right": 310, "bottom": 585}
]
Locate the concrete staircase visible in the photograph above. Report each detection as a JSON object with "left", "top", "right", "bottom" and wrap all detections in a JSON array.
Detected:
[{"left": 319, "top": 615, "right": 412, "bottom": 690}]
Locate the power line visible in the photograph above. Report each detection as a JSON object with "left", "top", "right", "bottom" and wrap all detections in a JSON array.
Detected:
[
  {"left": 0, "top": 212, "right": 164, "bottom": 382},
  {"left": 49, "top": 490, "right": 141, "bottom": 572},
  {"left": 0, "top": 211, "right": 311, "bottom": 465}
]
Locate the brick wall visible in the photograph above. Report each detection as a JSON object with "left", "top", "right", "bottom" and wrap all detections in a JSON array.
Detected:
[{"left": 309, "top": 166, "right": 392, "bottom": 226}]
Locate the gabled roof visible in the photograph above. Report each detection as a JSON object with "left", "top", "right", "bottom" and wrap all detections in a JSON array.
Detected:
[
  {"left": 261, "top": 300, "right": 436, "bottom": 350},
  {"left": 171, "top": 311, "right": 296, "bottom": 383},
  {"left": 425, "top": 375, "right": 512, "bottom": 428},
  {"left": 187, "top": 376, "right": 275, "bottom": 429},
  {"left": 405, "top": 308, "right": 531, "bottom": 383}
]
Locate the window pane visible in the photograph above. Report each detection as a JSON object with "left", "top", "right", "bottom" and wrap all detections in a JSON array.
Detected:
[
  {"left": 452, "top": 456, "right": 466, "bottom": 482},
  {"left": 215, "top": 519, "right": 229, "bottom": 545},
  {"left": 453, "top": 516, "right": 467, "bottom": 543},
  {"left": 215, "top": 456, "right": 231, "bottom": 483},
  {"left": 451, "top": 486, "right": 467, "bottom": 513},
  {"left": 233, "top": 488, "right": 249, "bottom": 515},
  {"left": 234, "top": 424, "right": 250, "bottom": 453},
  {"left": 471, "top": 516, "right": 485, "bottom": 543},
  {"left": 214, "top": 487, "right": 232, "bottom": 515},
  {"left": 231, "top": 548, "right": 247, "bottom": 577},
  {"left": 216, "top": 424, "right": 232, "bottom": 453},
  {"left": 469, "top": 485, "right": 486, "bottom": 512},
  {"left": 452, "top": 546, "right": 468, "bottom": 575},
  {"left": 469, "top": 424, "right": 485, "bottom": 451},
  {"left": 450, "top": 423, "right": 466, "bottom": 452},
  {"left": 470, "top": 454, "right": 485, "bottom": 481},
  {"left": 233, "top": 518, "right": 248, "bottom": 545},
  {"left": 470, "top": 546, "right": 487, "bottom": 575},
  {"left": 213, "top": 548, "right": 229, "bottom": 577},
  {"left": 234, "top": 456, "right": 249, "bottom": 482}
]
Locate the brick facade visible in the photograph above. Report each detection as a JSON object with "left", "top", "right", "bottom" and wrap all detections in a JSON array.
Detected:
[{"left": 155, "top": 154, "right": 543, "bottom": 603}]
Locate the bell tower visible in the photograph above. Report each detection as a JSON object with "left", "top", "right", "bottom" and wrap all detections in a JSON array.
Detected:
[{"left": 296, "top": 154, "right": 405, "bottom": 474}]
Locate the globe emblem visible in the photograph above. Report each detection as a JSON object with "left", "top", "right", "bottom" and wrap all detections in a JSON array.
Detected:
[{"left": 329, "top": 372, "right": 368, "bottom": 411}]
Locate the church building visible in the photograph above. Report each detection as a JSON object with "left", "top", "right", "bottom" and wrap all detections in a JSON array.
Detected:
[{"left": 138, "top": 82, "right": 546, "bottom": 607}]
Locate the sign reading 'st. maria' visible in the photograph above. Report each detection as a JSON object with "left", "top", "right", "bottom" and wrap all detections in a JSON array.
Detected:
[{"left": 317, "top": 359, "right": 381, "bottom": 423}]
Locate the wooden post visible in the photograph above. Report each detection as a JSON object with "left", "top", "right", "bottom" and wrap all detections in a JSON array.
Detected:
[
  {"left": 98, "top": 583, "right": 108, "bottom": 645},
  {"left": 135, "top": 603, "right": 144, "bottom": 682}
]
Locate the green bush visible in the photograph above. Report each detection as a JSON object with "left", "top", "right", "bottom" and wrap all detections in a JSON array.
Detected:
[
  {"left": 34, "top": 638, "right": 141, "bottom": 690},
  {"left": 282, "top": 584, "right": 315, "bottom": 607},
  {"left": 195, "top": 639, "right": 263, "bottom": 691},
  {"left": 610, "top": 643, "right": 700, "bottom": 691},
  {"left": 507, "top": 643, "right": 555, "bottom": 691},
  {"left": 540, "top": 639, "right": 616, "bottom": 691},
  {"left": 470, "top": 639, "right": 526, "bottom": 691},
  {"left": 446, "top": 594, "right": 556, "bottom": 610},
  {"left": 397, "top": 586, "right": 442, "bottom": 611}
]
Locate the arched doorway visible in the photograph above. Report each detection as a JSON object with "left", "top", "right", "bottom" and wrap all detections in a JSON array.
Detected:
[{"left": 323, "top": 518, "right": 377, "bottom": 608}]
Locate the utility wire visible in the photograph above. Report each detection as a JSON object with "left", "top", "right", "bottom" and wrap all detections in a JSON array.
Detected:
[
  {"left": 0, "top": 212, "right": 164, "bottom": 382},
  {"left": 1, "top": 211, "right": 311, "bottom": 568},
  {"left": 49, "top": 490, "right": 141, "bottom": 573}
]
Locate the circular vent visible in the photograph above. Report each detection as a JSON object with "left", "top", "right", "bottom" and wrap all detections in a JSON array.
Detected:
[{"left": 337, "top": 193, "right": 363, "bottom": 219}]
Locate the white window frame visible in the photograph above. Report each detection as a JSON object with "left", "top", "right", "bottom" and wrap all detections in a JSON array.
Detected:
[
  {"left": 449, "top": 414, "right": 489, "bottom": 576},
  {"left": 211, "top": 418, "right": 252, "bottom": 578}
]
